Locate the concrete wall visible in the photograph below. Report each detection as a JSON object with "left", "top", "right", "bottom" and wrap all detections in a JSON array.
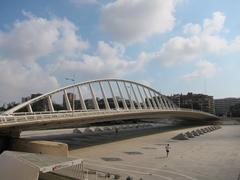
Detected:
[
  {"left": 0, "top": 136, "right": 10, "bottom": 153},
  {"left": 0, "top": 151, "right": 39, "bottom": 180},
  {"left": 10, "top": 139, "right": 69, "bottom": 157}
]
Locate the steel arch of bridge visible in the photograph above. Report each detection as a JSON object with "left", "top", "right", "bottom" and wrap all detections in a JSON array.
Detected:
[{"left": 4, "top": 79, "right": 177, "bottom": 115}]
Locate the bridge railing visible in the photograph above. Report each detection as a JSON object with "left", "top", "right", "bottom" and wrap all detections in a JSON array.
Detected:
[
  {"left": 2, "top": 105, "right": 181, "bottom": 117},
  {"left": 0, "top": 108, "right": 184, "bottom": 125}
]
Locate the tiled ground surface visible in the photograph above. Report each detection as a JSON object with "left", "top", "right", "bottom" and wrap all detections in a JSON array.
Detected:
[{"left": 69, "top": 125, "right": 240, "bottom": 180}]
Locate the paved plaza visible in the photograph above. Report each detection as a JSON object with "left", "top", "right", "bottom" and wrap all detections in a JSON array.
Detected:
[{"left": 68, "top": 125, "right": 240, "bottom": 180}]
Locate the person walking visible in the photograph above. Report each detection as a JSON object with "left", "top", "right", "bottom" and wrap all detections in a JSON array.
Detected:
[{"left": 165, "top": 144, "right": 170, "bottom": 157}]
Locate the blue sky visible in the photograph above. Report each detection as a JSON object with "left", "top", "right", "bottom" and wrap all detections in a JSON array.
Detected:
[{"left": 0, "top": 0, "right": 240, "bottom": 105}]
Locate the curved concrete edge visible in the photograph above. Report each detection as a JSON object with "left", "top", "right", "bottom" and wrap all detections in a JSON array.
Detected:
[
  {"left": 139, "top": 124, "right": 146, "bottom": 128},
  {"left": 208, "top": 127, "right": 214, "bottom": 131},
  {"left": 191, "top": 130, "right": 200, "bottom": 136},
  {"left": 73, "top": 128, "right": 82, "bottom": 134},
  {"left": 172, "top": 133, "right": 189, "bottom": 140},
  {"left": 84, "top": 128, "right": 94, "bottom": 133},
  {"left": 119, "top": 125, "right": 127, "bottom": 129},
  {"left": 94, "top": 127, "right": 103, "bottom": 132},
  {"left": 215, "top": 125, "right": 222, "bottom": 129},
  {"left": 196, "top": 129, "right": 204, "bottom": 135},
  {"left": 211, "top": 126, "right": 216, "bottom": 130},
  {"left": 103, "top": 127, "right": 112, "bottom": 131},
  {"left": 173, "top": 125, "right": 222, "bottom": 141},
  {"left": 204, "top": 128, "right": 210, "bottom": 132},
  {"left": 185, "top": 131, "right": 195, "bottom": 138},
  {"left": 10, "top": 139, "right": 69, "bottom": 157},
  {"left": 201, "top": 128, "right": 208, "bottom": 133}
]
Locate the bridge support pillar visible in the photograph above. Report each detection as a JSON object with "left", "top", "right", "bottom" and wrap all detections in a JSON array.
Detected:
[
  {"left": 0, "top": 136, "right": 10, "bottom": 153},
  {"left": 0, "top": 129, "right": 21, "bottom": 153}
]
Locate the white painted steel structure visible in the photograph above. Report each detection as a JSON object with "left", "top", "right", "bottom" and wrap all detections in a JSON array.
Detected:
[
  {"left": 0, "top": 79, "right": 218, "bottom": 132},
  {"left": 3, "top": 79, "right": 177, "bottom": 114}
]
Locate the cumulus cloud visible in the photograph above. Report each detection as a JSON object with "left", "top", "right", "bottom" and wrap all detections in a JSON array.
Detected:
[
  {"left": 0, "top": 12, "right": 88, "bottom": 63},
  {"left": 0, "top": 11, "right": 151, "bottom": 104},
  {"left": 203, "top": 11, "right": 225, "bottom": 35},
  {"left": 228, "top": 36, "right": 240, "bottom": 52},
  {"left": 101, "top": 0, "right": 177, "bottom": 44},
  {"left": 155, "top": 36, "right": 202, "bottom": 65},
  {"left": 0, "top": 12, "right": 89, "bottom": 103},
  {"left": 153, "top": 11, "right": 228, "bottom": 65},
  {"left": 0, "top": 59, "right": 59, "bottom": 103},
  {"left": 183, "top": 12, "right": 225, "bottom": 35},
  {"left": 183, "top": 23, "right": 201, "bottom": 35},
  {"left": 182, "top": 60, "right": 217, "bottom": 80},
  {"left": 48, "top": 41, "right": 149, "bottom": 79}
]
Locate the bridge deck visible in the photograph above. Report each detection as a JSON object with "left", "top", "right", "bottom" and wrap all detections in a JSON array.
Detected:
[{"left": 0, "top": 109, "right": 218, "bottom": 132}]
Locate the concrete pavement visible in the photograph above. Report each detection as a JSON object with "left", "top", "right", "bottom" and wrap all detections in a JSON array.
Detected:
[{"left": 70, "top": 125, "right": 240, "bottom": 180}]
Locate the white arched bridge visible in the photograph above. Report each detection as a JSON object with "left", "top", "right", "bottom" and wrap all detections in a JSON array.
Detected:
[{"left": 0, "top": 79, "right": 218, "bottom": 135}]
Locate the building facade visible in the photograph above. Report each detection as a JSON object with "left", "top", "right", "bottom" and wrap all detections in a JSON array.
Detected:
[
  {"left": 169, "top": 93, "right": 215, "bottom": 114},
  {"left": 214, "top": 98, "right": 240, "bottom": 116},
  {"left": 63, "top": 93, "right": 76, "bottom": 110},
  {"left": 21, "top": 93, "right": 48, "bottom": 111}
]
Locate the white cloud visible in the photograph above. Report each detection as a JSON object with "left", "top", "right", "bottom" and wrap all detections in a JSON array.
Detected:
[
  {"left": 183, "top": 23, "right": 201, "bottom": 34},
  {"left": 228, "top": 36, "right": 240, "bottom": 52},
  {"left": 154, "top": 11, "right": 228, "bottom": 65},
  {"left": 182, "top": 60, "right": 217, "bottom": 80},
  {"left": 0, "top": 12, "right": 88, "bottom": 63},
  {"left": 0, "top": 12, "right": 89, "bottom": 104},
  {"left": 203, "top": 11, "right": 225, "bottom": 35},
  {"left": 101, "top": 0, "right": 177, "bottom": 44},
  {"left": 0, "top": 60, "right": 59, "bottom": 103},
  {"left": 48, "top": 41, "right": 149, "bottom": 79},
  {"left": 155, "top": 36, "right": 202, "bottom": 65},
  {"left": 0, "top": 12, "right": 152, "bottom": 105}
]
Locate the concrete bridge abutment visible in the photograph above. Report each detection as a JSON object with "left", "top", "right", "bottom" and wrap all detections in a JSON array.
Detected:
[
  {"left": 9, "top": 139, "right": 69, "bottom": 157},
  {"left": 0, "top": 136, "right": 11, "bottom": 153},
  {"left": 0, "top": 136, "right": 69, "bottom": 157}
]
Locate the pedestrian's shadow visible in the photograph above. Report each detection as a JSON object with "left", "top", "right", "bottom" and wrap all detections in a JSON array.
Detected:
[{"left": 155, "top": 156, "right": 167, "bottom": 159}]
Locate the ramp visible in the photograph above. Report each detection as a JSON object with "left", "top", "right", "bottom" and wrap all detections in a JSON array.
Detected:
[{"left": 0, "top": 151, "right": 84, "bottom": 180}]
